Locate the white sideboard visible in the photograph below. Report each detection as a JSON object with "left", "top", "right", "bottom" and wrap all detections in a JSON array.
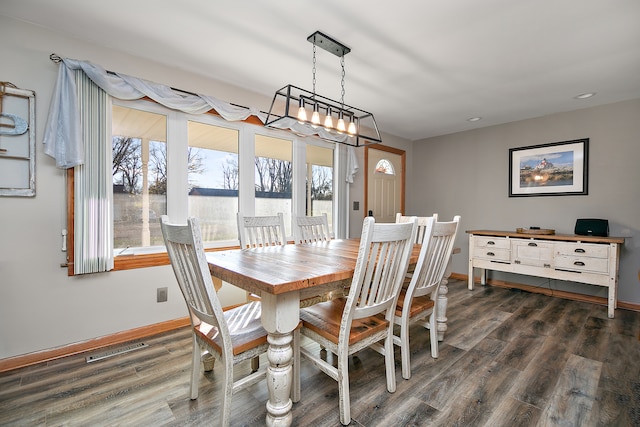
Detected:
[{"left": 467, "top": 230, "right": 624, "bottom": 318}]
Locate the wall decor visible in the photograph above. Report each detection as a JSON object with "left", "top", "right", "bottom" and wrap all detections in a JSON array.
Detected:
[
  {"left": 509, "top": 138, "right": 588, "bottom": 197},
  {"left": 0, "top": 82, "right": 36, "bottom": 197}
]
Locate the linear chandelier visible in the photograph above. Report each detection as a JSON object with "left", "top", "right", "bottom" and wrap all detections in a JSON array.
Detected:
[{"left": 265, "top": 31, "right": 381, "bottom": 147}]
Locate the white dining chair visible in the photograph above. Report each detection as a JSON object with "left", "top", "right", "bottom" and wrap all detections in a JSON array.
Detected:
[
  {"left": 392, "top": 215, "right": 460, "bottom": 379},
  {"left": 298, "top": 216, "right": 417, "bottom": 425},
  {"left": 237, "top": 212, "right": 287, "bottom": 302},
  {"left": 293, "top": 213, "right": 342, "bottom": 315},
  {"left": 160, "top": 215, "right": 269, "bottom": 427},
  {"left": 237, "top": 212, "right": 287, "bottom": 248},
  {"left": 396, "top": 212, "right": 438, "bottom": 279},
  {"left": 293, "top": 213, "right": 331, "bottom": 244},
  {"left": 396, "top": 212, "right": 438, "bottom": 244}
]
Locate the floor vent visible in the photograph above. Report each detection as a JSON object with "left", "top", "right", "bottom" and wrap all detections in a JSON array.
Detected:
[{"left": 86, "top": 341, "right": 148, "bottom": 363}]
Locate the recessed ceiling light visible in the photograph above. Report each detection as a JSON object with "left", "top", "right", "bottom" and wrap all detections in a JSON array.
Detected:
[
  {"left": 467, "top": 117, "right": 482, "bottom": 122},
  {"left": 574, "top": 92, "right": 596, "bottom": 99}
]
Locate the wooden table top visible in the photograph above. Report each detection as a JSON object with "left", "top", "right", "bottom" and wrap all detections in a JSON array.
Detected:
[{"left": 207, "top": 239, "right": 420, "bottom": 296}]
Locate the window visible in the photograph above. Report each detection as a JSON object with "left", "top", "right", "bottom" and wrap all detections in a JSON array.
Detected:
[
  {"left": 255, "top": 135, "right": 293, "bottom": 236},
  {"left": 187, "top": 120, "right": 239, "bottom": 244},
  {"left": 112, "top": 105, "right": 167, "bottom": 253},
  {"left": 374, "top": 158, "right": 395, "bottom": 175},
  {"left": 306, "top": 144, "right": 334, "bottom": 230},
  {"left": 106, "top": 99, "right": 339, "bottom": 269}
]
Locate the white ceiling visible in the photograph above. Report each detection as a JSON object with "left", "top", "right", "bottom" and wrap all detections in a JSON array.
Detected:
[{"left": 3, "top": 0, "right": 640, "bottom": 141}]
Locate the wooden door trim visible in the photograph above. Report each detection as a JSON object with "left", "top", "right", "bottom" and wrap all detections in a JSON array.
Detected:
[{"left": 364, "top": 144, "right": 406, "bottom": 219}]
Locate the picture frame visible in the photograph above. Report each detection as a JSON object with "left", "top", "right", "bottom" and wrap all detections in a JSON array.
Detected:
[
  {"left": 509, "top": 138, "right": 588, "bottom": 197},
  {"left": 0, "top": 84, "right": 36, "bottom": 197}
]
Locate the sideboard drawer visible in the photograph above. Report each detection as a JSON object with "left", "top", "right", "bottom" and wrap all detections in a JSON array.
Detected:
[
  {"left": 474, "top": 236, "right": 510, "bottom": 250},
  {"left": 474, "top": 248, "right": 511, "bottom": 262},
  {"left": 555, "top": 255, "right": 609, "bottom": 274},
  {"left": 555, "top": 242, "right": 609, "bottom": 259}
]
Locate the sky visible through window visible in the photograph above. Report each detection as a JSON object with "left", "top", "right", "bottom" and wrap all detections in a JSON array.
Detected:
[{"left": 189, "top": 149, "right": 237, "bottom": 189}]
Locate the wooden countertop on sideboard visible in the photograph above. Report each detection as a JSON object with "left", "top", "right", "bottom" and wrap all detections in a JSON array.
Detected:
[{"left": 466, "top": 230, "right": 624, "bottom": 245}]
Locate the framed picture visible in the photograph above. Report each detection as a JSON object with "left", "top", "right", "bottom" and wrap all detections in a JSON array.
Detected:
[{"left": 509, "top": 138, "right": 588, "bottom": 197}]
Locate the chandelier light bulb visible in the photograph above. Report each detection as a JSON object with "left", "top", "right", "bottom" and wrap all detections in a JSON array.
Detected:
[
  {"left": 324, "top": 107, "right": 333, "bottom": 129},
  {"left": 311, "top": 104, "right": 321, "bottom": 127},
  {"left": 297, "top": 98, "right": 307, "bottom": 123},
  {"left": 297, "top": 106, "right": 307, "bottom": 122},
  {"left": 336, "top": 112, "right": 346, "bottom": 133},
  {"left": 347, "top": 118, "right": 357, "bottom": 135}
]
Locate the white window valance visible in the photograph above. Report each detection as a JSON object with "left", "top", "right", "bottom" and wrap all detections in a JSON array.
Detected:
[{"left": 43, "top": 57, "right": 266, "bottom": 169}]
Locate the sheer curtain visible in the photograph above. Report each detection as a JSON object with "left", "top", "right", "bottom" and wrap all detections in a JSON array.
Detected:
[{"left": 73, "top": 71, "right": 113, "bottom": 274}]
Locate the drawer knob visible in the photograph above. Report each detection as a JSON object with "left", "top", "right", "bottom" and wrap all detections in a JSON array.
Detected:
[
  {"left": 487, "top": 241, "right": 495, "bottom": 245},
  {"left": 574, "top": 261, "right": 585, "bottom": 266},
  {"left": 575, "top": 248, "right": 586, "bottom": 253},
  {"left": 528, "top": 242, "right": 538, "bottom": 247},
  {"left": 486, "top": 252, "right": 495, "bottom": 256}
]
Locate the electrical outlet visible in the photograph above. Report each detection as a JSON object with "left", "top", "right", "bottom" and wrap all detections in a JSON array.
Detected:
[{"left": 157, "top": 287, "right": 168, "bottom": 303}]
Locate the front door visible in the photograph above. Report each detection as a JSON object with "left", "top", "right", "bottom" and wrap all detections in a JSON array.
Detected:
[{"left": 365, "top": 145, "right": 405, "bottom": 223}]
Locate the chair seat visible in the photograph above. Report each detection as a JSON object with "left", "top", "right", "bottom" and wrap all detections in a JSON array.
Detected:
[
  {"left": 394, "top": 288, "right": 435, "bottom": 319},
  {"left": 194, "top": 301, "right": 267, "bottom": 356},
  {"left": 300, "top": 297, "right": 389, "bottom": 346}
]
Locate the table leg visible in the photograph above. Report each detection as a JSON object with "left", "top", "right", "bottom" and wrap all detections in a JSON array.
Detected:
[
  {"left": 260, "top": 292, "right": 300, "bottom": 427},
  {"left": 265, "top": 332, "right": 293, "bottom": 426},
  {"left": 436, "top": 248, "right": 459, "bottom": 342},
  {"left": 436, "top": 277, "right": 448, "bottom": 342}
]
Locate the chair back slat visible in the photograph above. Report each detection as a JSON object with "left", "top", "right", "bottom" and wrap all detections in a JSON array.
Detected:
[
  {"left": 346, "top": 217, "right": 417, "bottom": 321},
  {"left": 237, "top": 213, "right": 286, "bottom": 248}
]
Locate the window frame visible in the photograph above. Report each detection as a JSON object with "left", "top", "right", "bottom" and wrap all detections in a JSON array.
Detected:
[{"left": 65, "top": 98, "right": 339, "bottom": 273}]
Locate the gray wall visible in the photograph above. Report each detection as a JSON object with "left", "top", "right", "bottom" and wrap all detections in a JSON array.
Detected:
[{"left": 409, "top": 99, "right": 640, "bottom": 304}]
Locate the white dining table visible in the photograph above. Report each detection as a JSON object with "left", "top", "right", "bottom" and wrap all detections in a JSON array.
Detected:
[{"left": 207, "top": 238, "right": 421, "bottom": 426}]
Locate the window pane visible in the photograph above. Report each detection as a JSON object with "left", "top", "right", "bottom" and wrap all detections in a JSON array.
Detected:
[
  {"left": 306, "top": 144, "right": 334, "bottom": 231},
  {"left": 188, "top": 121, "right": 239, "bottom": 243},
  {"left": 112, "top": 105, "right": 167, "bottom": 252},
  {"left": 255, "top": 135, "right": 292, "bottom": 235},
  {"left": 375, "top": 159, "right": 395, "bottom": 175}
]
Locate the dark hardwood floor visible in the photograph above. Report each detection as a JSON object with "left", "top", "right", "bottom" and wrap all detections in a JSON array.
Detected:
[{"left": 2, "top": 279, "right": 640, "bottom": 426}]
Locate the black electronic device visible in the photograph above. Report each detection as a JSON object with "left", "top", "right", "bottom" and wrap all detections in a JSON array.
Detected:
[{"left": 574, "top": 218, "right": 609, "bottom": 237}]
